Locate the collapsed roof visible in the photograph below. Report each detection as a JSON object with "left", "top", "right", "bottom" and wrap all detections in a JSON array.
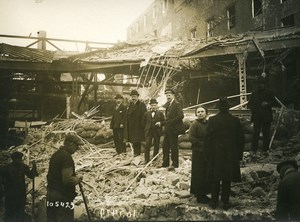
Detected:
[{"left": 1, "top": 26, "right": 299, "bottom": 74}]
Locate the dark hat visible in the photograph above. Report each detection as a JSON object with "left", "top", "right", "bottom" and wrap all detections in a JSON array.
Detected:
[
  {"left": 149, "top": 98, "right": 158, "bottom": 104},
  {"left": 130, "top": 90, "right": 139, "bottom": 96},
  {"left": 64, "top": 134, "right": 84, "bottom": 145},
  {"left": 165, "top": 88, "right": 175, "bottom": 94},
  {"left": 114, "top": 94, "right": 123, "bottom": 99},
  {"left": 218, "top": 97, "right": 230, "bottom": 110},
  {"left": 276, "top": 159, "right": 298, "bottom": 174},
  {"left": 11, "top": 151, "right": 24, "bottom": 160}
]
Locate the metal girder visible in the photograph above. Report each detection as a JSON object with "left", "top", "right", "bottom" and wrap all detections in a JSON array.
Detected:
[
  {"left": 182, "top": 37, "right": 300, "bottom": 59},
  {"left": 236, "top": 53, "right": 248, "bottom": 107}
]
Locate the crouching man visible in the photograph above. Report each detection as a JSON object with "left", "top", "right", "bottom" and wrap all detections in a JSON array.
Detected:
[{"left": 46, "top": 134, "right": 83, "bottom": 222}]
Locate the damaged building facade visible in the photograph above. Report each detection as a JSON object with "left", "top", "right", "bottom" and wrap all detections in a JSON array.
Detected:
[
  {"left": 127, "top": 0, "right": 300, "bottom": 106},
  {"left": 127, "top": 0, "right": 300, "bottom": 40}
]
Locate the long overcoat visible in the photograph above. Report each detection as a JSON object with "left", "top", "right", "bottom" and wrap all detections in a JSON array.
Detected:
[
  {"left": 164, "top": 100, "right": 184, "bottom": 136},
  {"left": 125, "top": 100, "right": 147, "bottom": 143},
  {"left": 110, "top": 103, "right": 127, "bottom": 129},
  {"left": 204, "top": 111, "right": 244, "bottom": 182},
  {"left": 248, "top": 88, "right": 277, "bottom": 123}
]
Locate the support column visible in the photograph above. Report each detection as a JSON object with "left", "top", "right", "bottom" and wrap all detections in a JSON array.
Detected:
[
  {"left": 66, "top": 96, "right": 71, "bottom": 119},
  {"left": 71, "top": 72, "right": 80, "bottom": 113},
  {"left": 37, "top": 30, "right": 46, "bottom": 50},
  {"left": 94, "top": 72, "right": 98, "bottom": 104},
  {"left": 236, "top": 53, "right": 248, "bottom": 108}
]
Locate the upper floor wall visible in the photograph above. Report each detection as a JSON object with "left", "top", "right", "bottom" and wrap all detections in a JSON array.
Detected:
[{"left": 127, "top": 0, "right": 300, "bottom": 41}]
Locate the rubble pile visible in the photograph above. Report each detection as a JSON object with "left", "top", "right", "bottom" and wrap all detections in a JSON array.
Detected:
[
  {"left": 24, "top": 118, "right": 113, "bottom": 146},
  {"left": 1, "top": 109, "right": 300, "bottom": 221},
  {"left": 74, "top": 120, "right": 113, "bottom": 145}
]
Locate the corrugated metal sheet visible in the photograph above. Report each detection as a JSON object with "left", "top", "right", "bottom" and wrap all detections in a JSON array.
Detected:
[{"left": 0, "top": 43, "right": 53, "bottom": 63}]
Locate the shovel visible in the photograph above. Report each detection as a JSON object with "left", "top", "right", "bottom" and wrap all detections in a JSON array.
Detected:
[{"left": 78, "top": 182, "right": 92, "bottom": 221}]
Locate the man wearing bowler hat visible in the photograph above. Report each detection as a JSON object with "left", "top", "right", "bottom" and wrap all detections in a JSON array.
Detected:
[
  {"left": 110, "top": 94, "right": 127, "bottom": 154},
  {"left": 204, "top": 97, "right": 244, "bottom": 210},
  {"left": 125, "top": 89, "right": 147, "bottom": 156},
  {"left": 143, "top": 98, "right": 165, "bottom": 164},
  {"left": 162, "top": 88, "right": 185, "bottom": 169},
  {"left": 275, "top": 159, "right": 300, "bottom": 220}
]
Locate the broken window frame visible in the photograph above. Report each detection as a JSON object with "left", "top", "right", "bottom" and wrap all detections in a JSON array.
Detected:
[
  {"left": 206, "top": 18, "right": 214, "bottom": 38},
  {"left": 252, "top": 0, "right": 262, "bottom": 18},
  {"left": 190, "top": 27, "right": 197, "bottom": 38},
  {"left": 227, "top": 4, "right": 236, "bottom": 30},
  {"left": 281, "top": 14, "right": 295, "bottom": 27}
]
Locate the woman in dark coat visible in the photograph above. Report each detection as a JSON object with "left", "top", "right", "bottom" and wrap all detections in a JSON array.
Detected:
[{"left": 189, "top": 106, "right": 210, "bottom": 203}]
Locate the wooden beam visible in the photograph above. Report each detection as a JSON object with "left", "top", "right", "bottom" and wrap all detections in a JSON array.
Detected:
[
  {"left": 0, "top": 34, "right": 115, "bottom": 45},
  {"left": 0, "top": 60, "right": 141, "bottom": 72}
]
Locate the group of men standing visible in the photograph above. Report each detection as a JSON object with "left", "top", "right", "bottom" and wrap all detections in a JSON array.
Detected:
[{"left": 110, "top": 88, "right": 185, "bottom": 168}]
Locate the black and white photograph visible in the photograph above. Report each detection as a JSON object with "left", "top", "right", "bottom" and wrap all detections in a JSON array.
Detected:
[{"left": 0, "top": 0, "right": 300, "bottom": 221}]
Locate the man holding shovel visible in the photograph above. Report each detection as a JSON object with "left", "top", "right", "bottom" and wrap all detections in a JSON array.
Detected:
[{"left": 46, "top": 134, "right": 83, "bottom": 222}]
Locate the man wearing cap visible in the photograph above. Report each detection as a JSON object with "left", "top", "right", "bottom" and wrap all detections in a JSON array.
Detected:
[
  {"left": 142, "top": 98, "right": 165, "bottom": 164},
  {"left": 46, "top": 134, "right": 83, "bottom": 222},
  {"left": 1, "top": 151, "right": 38, "bottom": 221},
  {"left": 125, "top": 89, "right": 147, "bottom": 156},
  {"left": 162, "top": 88, "right": 185, "bottom": 168},
  {"left": 110, "top": 94, "right": 127, "bottom": 154},
  {"left": 204, "top": 97, "right": 244, "bottom": 210},
  {"left": 248, "top": 75, "right": 277, "bottom": 154},
  {"left": 275, "top": 159, "right": 300, "bottom": 220}
]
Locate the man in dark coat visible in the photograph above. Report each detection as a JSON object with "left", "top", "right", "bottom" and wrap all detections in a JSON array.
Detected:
[
  {"left": 47, "top": 134, "right": 83, "bottom": 222},
  {"left": 110, "top": 94, "right": 127, "bottom": 154},
  {"left": 143, "top": 98, "right": 165, "bottom": 164},
  {"left": 125, "top": 89, "right": 147, "bottom": 156},
  {"left": 204, "top": 97, "right": 244, "bottom": 210},
  {"left": 1, "top": 151, "right": 38, "bottom": 222},
  {"left": 275, "top": 159, "right": 300, "bottom": 220},
  {"left": 248, "top": 75, "right": 277, "bottom": 153},
  {"left": 162, "top": 88, "right": 185, "bottom": 168}
]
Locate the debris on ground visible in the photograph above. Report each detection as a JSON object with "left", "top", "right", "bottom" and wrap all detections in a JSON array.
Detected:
[{"left": 0, "top": 108, "right": 300, "bottom": 221}]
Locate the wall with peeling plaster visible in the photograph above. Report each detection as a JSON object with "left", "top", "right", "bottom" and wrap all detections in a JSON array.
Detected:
[{"left": 127, "top": 0, "right": 300, "bottom": 41}]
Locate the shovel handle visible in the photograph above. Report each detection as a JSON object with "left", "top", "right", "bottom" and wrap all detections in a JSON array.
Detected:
[{"left": 79, "top": 182, "right": 92, "bottom": 221}]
